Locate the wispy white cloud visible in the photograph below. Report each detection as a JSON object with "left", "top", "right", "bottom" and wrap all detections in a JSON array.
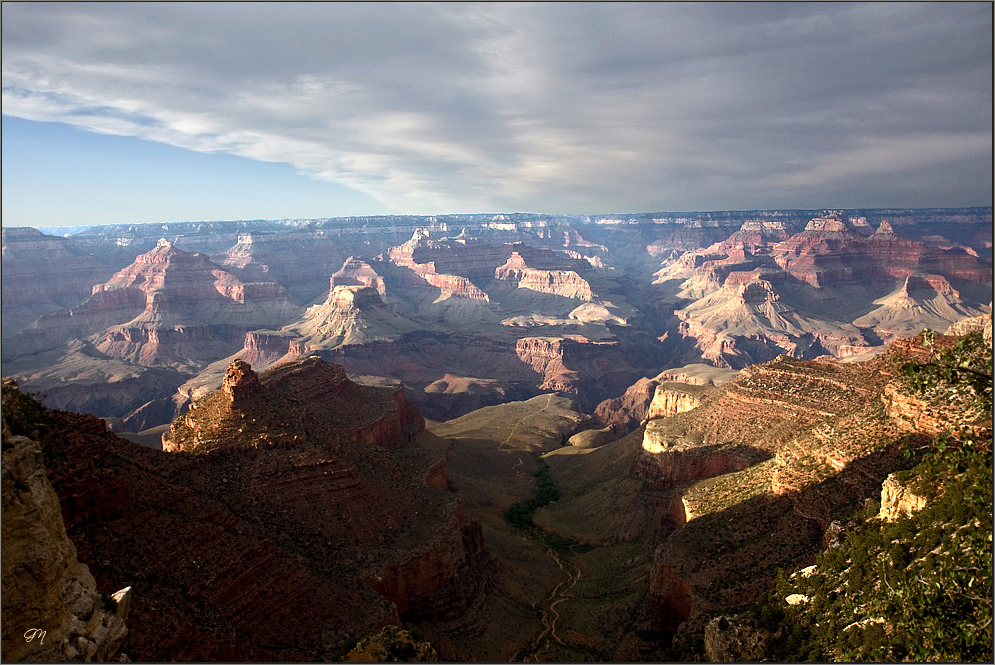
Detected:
[{"left": 1, "top": 1, "right": 991, "bottom": 213}]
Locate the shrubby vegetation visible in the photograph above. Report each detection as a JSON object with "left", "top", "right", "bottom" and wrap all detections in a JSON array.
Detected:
[
  {"left": 1, "top": 380, "right": 64, "bottom": 462},
  {"left": 750, "top": 329, "right": 993, "bottom": 662},
  {"left": 503, "top": 454, "right": 592, "bottom": 555},
  {"left": 503, "top": 455, "right": 561, "bottom": 531},
  {"left": 341, "top": 624, "right": 437, "bottom": 662}
]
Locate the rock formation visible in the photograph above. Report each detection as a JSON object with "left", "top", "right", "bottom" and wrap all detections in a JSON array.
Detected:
[
  {"left": 2, "top": 361, "right": 490, "bottom": 661},
  {"left": 654, "top": 212, "right": 991, "bottom": 367},
  {"left": 286, "top": 284, "right": 423, "bottom": 351},
  {"left": 216, "top": 230, "right": 348, "bottom": 305},
  {"left": 494, "top": 250, "right": 594, "bottom": 300},
  {"left": 384, "top": 230, "right": 496, "bottom": 301},
  {"left": 330, "top": 256, "right": 388, "bottom": 295},
  {"left": 1, "top": 413, "right": 129, "bottom": 662},
  {"left": 2, "top": 208, "right": 988, "bottom": 434},
  {"left": 877, "top": 472, "right": 928, "bottom": 521},
  {"left": 0, "top": 228, "right": 116, "bottom": 343},
  {"left": 634, "top": 350, "right": 911, "bottom": 634},
  {"left": 1, "top": 241, "right": 306, "bottom": 429},
  {"left": 853, "top": 273, "right": 983, "bottom": 342},
  {"left": 594, "top": 364, "right": 739, "bottom": 431},
  {"left": 645, "top": 383, "right": 707, "bottom": 420},
  {"left": 8, "top": 239, "right": 301, "bottom": 367}
]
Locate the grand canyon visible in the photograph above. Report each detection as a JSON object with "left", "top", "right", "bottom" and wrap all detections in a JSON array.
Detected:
[{"left": 2, "top": 208, "right": 991, "bottom": 661}]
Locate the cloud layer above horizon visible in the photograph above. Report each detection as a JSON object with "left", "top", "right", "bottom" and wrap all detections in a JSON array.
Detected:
[{"left": 2, "top": 2, "right": 992, "bottom": 215}]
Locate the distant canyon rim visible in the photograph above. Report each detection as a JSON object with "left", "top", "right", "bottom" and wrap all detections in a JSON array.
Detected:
[
  {"left": 2, "top": 207, "right": 990, "bottom": 436},
  {"left": 0, "top": 206, "right": 991, "bottom": 661}
]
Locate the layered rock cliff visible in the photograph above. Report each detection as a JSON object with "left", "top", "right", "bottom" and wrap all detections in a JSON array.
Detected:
[
  {"left": 216, "top": 230, "right": 348, "bottom": 305},
  {"left": 287, "top": 284, "right": 423, "bottom": 351},
  {"left": 656, "top": 213, "right": 991, "bottom": 367},
  {"left": 384, "top": 230, "right": 495, "bottom": 301},
  {"left": 634, "top": 351, "right": 911, "bottom": 635},
  {"left": 1, "top": 360, "right": 491, "bottom": 661},
  {"left": 1, "top": 407, "right": 130, "bottom": 662},
  {"left": 594, "top": 364, "right": 738, "bottom": 432},
  {"left": 0, "top": 228, "right": 116, "bottom": 343},
  {"left": 494, "top": 251, "right": 594, "bottom": 300},
  {"left": 9, "top": 239, "right": 301, "bottom": 366}
]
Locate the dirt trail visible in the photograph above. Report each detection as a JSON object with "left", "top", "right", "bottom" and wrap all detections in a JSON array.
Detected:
[
  {"left": 498, "top": 394, "right": 555, "bottom": 452},
  {"left": 511, "top": 543, "right": 583, "bottom": 662}
]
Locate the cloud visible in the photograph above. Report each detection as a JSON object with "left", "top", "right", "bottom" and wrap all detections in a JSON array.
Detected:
[{"left": 2, "top": 2, "right": 991, "bottom": 213}]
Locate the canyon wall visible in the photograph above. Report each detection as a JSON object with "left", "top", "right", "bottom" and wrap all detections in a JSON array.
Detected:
[{"left": 1, "top": 414, "right": 130, "bottom": 662}]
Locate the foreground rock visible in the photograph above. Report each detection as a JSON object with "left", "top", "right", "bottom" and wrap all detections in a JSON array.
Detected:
[
  {"left": 2, "top": 360, "right": 491, "bottom": 660},
  {"left": 634, "top": 348, "right": 916, "bottom": 636},
  {"left": 1, "top": 410, "right": 129, "bottom": 662}
]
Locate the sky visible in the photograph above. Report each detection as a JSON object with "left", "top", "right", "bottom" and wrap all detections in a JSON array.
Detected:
[{"left": 2, "top": 1, "right": 992, "bottom": 228}]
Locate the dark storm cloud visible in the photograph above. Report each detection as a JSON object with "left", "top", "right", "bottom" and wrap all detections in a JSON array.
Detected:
[{"left": 2, "top": 2, "right": 991, "bottom": 213}]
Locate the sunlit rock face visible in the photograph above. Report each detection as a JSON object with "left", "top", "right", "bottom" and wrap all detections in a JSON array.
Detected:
[
  {"left": 660, "top": 213, "right": 991, "bottom": 368},
  {"left": 2, "top": 418, "right": 130, "bottom": 662}
]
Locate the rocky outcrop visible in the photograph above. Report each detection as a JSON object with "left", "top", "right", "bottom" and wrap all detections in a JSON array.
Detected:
[
  {"left": 594, "top": 377, "right": 660, "bottom": 431},
  {"left": 3, "top": 365, "right": 489, "bottom": 661},
  {"left": 287, "top": 284, "right": 422, "bottom": 350},
  {"left": 240, "top": 329, "right": 305, "bottom": 367},
  {"left": 637, "top": 427, "right": 750, "bottom": 488},
  {"left": 594, "top": 365, "right": 739, "bottom": 431},
  {"left": 165, "top": 358, "right": 424, "bottom": 453},
  {"left": 944, "top": 302, "right": 992, "bottom": 338},
  {"left": 645, "top": 383, "right": 706, "bottom": 420},
  {"left": 221, "top": 359, "right": 261, "bottom": 400},
  {"left": 495, "top": 252, "right": 593, "bottom": 300},
  {"left": 330, "top": 256, "right": 387, "bottom": 295},
  {"left": 878, "top": 472, "right": 928, "bottom": 521},
  {"left": 513, "top": 336, "right": 642, "bottom": 406},
  {"left": 636, "top": 353, "right": 905, "bottom": 636},
  {"left": 672, "top": 276, "right": 869, "bottom": 368},
  {"left": 2, "top": 420, "right": 129, "bottom": 662}
]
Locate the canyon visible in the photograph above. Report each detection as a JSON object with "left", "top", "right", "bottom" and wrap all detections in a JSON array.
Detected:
[
  {"left": 3, "top": 209, "right": 989, "bottom": 432},
  {"left": 1, "top": 207, "right": 991, "bottom": 661},
  {"left": 2, "top": 357, "right": 491, "bottom": 661}
]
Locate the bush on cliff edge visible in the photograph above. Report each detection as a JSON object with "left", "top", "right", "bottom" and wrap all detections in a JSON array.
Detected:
[{"left": 752, "top": 330, "right": 993, "bottom": 662}]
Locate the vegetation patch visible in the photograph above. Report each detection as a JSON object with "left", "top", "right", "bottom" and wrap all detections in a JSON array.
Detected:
[
  {"left": 504, "top": 455, "right": 561, "bottom": 529},
  {"left": 748, "top": 329, "right": 993, "bottom": 662},
  {"left": 1, "top": 379, "right": 64, "bottom": 462}
]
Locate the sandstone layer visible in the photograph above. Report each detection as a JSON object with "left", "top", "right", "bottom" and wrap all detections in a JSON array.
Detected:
[
  {"left": 634, "top": 348, "right": 919, "bottom": 636},
  {"left": 2, "top": 408, "right": 130, "bottom": 662}
]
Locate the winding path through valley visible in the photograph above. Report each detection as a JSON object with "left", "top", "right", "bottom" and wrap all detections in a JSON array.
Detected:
[
  {"left": 511, "top": 543, "right": 583, "bottom": 662},
  {"left": 498, "top": 394, "right": 556, "bottom": 453}
]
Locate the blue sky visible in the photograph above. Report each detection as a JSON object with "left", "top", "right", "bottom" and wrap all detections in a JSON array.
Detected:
[
  {"left": 2, "top": 116, "right": 391, "bottom": 226},
  {"left": 2, "top": 2, "right": 992, "bottom": 228}
]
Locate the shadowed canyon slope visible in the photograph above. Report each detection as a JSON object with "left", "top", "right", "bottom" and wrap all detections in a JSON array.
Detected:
[
  {"left": 1, "top": 358, "right": 491, "bottom": 661},
  {"left": 2, "top": 301, "right": 990, "bottom": 661}
]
